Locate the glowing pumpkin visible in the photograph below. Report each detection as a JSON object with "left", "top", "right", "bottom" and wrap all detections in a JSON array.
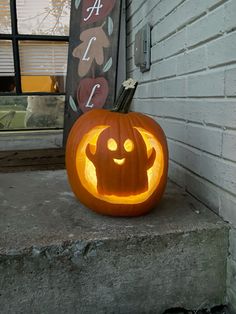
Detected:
[{"left": 66, "top": 80, "right": 168, "bottom": 216}]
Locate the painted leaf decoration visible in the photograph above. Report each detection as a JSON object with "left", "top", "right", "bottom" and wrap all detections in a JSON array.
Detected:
[
  {"left": 103, "top": 57, "right": 112, "bottom": 72},
  {"left": 108, "top": 17, "right": 113, "bottom": 36},
  {"left": 75, "top": 0, "right": 81, "bottom": 9},
  {"left": 69, "top": 96, "right": 78, "bottom": 112},
  {"left": 77, "top": 77, "right": 109, "bottom": 113},
  {"left": 72, "top": 24, "right": 110, "bottom": 77},
  {"left": 81, "top": 0, "right": 116, "bottom": 25}
]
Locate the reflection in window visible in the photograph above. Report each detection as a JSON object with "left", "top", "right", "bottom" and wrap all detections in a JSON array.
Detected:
[
  {"left": 0, "top": 95, "right": 65, "bottom": 130},
  {"left": 0, "top": 40, "right": 15, "bottom": 92},
  {"left": 19, "top": 41, "right": 68, "bottom": 93},
  {"left": 0, "top": 0, "right": 11, "bottom": 34},
  {"left": 0, "top": 0, "right": 70, "bottom": 132},
  {"left": 16, "top": 0, "right": 70, "bottom": 36}
]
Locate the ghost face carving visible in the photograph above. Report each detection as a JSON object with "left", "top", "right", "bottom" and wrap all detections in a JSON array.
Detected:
[
  {"left": 86, "top": 127, "right": 156, "bottom": 196},
  {"left": 66, "top": 108, "right": 168, "bottom": 216}
]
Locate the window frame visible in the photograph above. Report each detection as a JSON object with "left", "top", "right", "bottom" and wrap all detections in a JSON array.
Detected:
[
  {"left": 0, "top": 0, "right": 70, "bottom": 170},
  {"left": 0, "top": 0, "right": 69, "bottom": 97}
]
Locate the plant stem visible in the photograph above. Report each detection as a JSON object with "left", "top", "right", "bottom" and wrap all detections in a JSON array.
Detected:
[{"left": 112, "top": 79, "right": 138, "bottom": 113}]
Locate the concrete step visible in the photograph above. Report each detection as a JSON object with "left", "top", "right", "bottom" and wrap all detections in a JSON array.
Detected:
[{"left": 0, "top": 170, "right": 228, "bottom": 314}]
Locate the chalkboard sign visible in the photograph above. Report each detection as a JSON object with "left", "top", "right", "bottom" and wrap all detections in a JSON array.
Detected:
[{"left": 63, "top": 0, "right": 124, "bottom": 142}]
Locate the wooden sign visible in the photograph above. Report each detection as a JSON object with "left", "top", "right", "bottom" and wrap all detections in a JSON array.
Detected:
[{"left": 63, "top": 0, "right": 123, "bottom": 142}]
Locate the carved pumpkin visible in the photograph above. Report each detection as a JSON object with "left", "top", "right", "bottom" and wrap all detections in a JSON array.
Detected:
[{"left": 66, "top": 80, "right": 168, "bottom": 216}]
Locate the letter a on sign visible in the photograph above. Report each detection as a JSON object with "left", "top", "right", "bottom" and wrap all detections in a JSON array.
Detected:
[
  {"left": 64, "top": 0, "right": 125, "bottom": 143},
  {"left": 83, "top": 0, "right": 103, "bottom": 22}
]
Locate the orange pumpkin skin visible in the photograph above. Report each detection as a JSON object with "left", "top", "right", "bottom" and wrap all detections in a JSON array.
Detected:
[{"left": 66, "top": 108, "right": 168, "bottom": 217}]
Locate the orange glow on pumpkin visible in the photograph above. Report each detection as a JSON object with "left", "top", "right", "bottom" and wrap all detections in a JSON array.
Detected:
[
  {"left": 66, "top": 108, "right": 168, "bottom": 216},
  {"left": 75, "top": 126, "right": 164, "bottom": 205}
]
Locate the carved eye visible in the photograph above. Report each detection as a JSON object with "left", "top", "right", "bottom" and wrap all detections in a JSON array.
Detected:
[
  {"left": 107, "top": 138, "right": 117, "bottom": 151},
  {"left": 124, "top": 139, "right": 134, "bottom": 152}
]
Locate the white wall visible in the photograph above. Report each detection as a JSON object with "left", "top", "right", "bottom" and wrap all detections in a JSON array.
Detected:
[{"left": 127, "top": 0, "right": 236, "bottom": 310}]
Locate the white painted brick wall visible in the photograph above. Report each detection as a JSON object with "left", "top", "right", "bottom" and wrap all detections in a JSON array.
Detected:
[
  {"left": 186, "top": 6, "right": 224, "bottom": 47},
  {"left": 225, "top": 68, "right": 236, "bottom": 96},
  {"left": 127, "top": 0, "right": 236, "bottom": 309},
  {"left": 187, "top": 70, "right": 225, "bottom": 96},
  {"left": 207, "top": 32, "right": 236, "bottom": 67},
  {"left": 177, "top": 46, "right": 207, "bottom": 75}
]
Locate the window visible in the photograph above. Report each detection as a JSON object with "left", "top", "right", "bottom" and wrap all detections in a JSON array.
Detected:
[{"left": 0, "top": 0, "right": 70, "bottom": 132}]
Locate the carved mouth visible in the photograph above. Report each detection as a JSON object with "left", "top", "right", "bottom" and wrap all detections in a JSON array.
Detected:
[{"left": 113, "top": 158, "right": 125, "bottom": 165}]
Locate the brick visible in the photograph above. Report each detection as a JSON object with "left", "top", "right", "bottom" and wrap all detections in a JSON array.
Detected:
[
  {"left": 126, "top": 0, "right": 146, "bottom": 21},
  {"left": 222, "top": 130, "right": 236, "bottom": 162},
  {"left": 127, "top": 1, "right": 163, "bottom": 42},
  {"left": 157, "top": 119, "right": 222, "bottom": 156},
  {"left": 157, "top": 118, "right": 187, "bottom": 143},
  {"left": 133, "top": 99, "right": 236, "bottom": 129},
  {"left": 169, "top": 160, "right": 187, "bottom": 187},
  {"left": 152, "top": 0, "right": 223, "bottom": 43},
  {"left": 225, "top": 0, "right": 236, "bottom": 32},
  {"left": 225, "top": 68, "right": 236, "bottom": 96},
  {"left": 128, "top": 0, "right": 182, "bottom": 36},
  {"left": 177, "top": 47, "right": 207, "bottom": 75},
  {"left": 152, "top": 29, "right": 186, "bottom": 62},
  {"left": 207, "top": 31, "right": 236, "bottom": 68},
  {"left": 166, "top": 139, "right": 236, "bottom": 195},
  {"left": 158, "top": 77, "right": 187, "bottom": 97},
  {"left": 186, "top": 124, "right": 222, "bottom": 156},
  {"left": 151, "top": 56, "right": 177, "bottom": 79},
  {"left": 186, "top": 6, "right": 224, "bottom": 47},
  {"left": 148, "top": 0, "right": 183, "bottom": 28},
  {"left": 168, "top": 139, "right": 202, "bottom": 175},
  {"left": 169, "top": 161, "right": 236, "bottom": 221},
  {"left": 219, "top": 192, "right": 236, "bottom": 228},
  {"left": 187, "top": 70, "right": 225, "bottom": 96},
  {"left": 200, "top": 154, "right": 236, "bottom": 195},
  {"left": 136, "top": 77, "right": 186, "bottom": 98},
  {"left": 183, "top": 100, "right": 236, "bottom": 128},
  {"left": 185, "top": 172, "right": 221, "bottom": 214}
]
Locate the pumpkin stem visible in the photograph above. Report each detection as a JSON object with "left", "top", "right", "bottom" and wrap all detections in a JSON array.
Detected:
[{"left": 112, "top": 78, "right": 138, "bottom": 113}]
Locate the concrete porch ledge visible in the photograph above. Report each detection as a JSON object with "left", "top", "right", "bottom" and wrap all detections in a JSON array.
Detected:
[{"left": 0, "top": 170, "right": 229, "bottom": 314}]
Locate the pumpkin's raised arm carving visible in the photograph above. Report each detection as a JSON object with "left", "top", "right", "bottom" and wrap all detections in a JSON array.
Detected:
[
  {"left": 147, "top": 148, "right": 156, "bottom": 170},
  {"left": 85, "top": 143, "right": 96, "bottom": 163}
]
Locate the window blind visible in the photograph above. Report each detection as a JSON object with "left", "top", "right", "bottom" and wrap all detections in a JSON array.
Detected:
[
  {"left": 16, "top": 0, "right": 70, "bottom": 36},
  {"left": 0, "top": 0, "right": 11, "bottom": 34},
  {"left": 19, "top": 41, "right": 68, "bottom": 76},
  {"left": 0, "top": 40, "right": 14, "bottom": 76}
]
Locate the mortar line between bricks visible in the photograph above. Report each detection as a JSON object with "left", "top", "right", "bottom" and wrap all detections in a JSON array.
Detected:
[
  {"left": 168, "top": 137, "right": 236, "bottom": 168},
  {"left": 133, "top": 96, "right": 236, "bottom": 101},
  {"left": 151, "top": 0, "right": 228, "bottom": 46},
  {"left": 169, "top": 158, "right": 236, "bottom": 200},
  {"left": 128, "top": 65, "right": 235, "bottom": 83},
  {"left": 143, "top": 114, "right": 236, "bottom": 132},
  {"left": 126, "top": 0, "right": 161, "bottom": 28},
  {"left": 166, "top": 135, "right": 222, "bottom": 159},
  {"left": 126, "top": 0, "right": 184, "bottom": 35}
]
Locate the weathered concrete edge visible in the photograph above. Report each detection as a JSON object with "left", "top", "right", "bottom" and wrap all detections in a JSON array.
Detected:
[{"left": 0, "top": 223, "right": 229, "bottom": 259}]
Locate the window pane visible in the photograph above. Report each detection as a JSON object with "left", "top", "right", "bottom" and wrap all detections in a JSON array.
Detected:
[
  {"left": 16, "top": 0, "right": 71, "bottom": 36},
  {"left": 0, "top": 0, "right": 11, "bottom": 34},
  {"left": 19, "top": 41, "right": 68, "bottom": 93},
  {"left": 0, "top": 95, "right": 65, "bottom": 130},
  {"left": 0, "top": 40, "right": 15, "bottom": 92}
]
